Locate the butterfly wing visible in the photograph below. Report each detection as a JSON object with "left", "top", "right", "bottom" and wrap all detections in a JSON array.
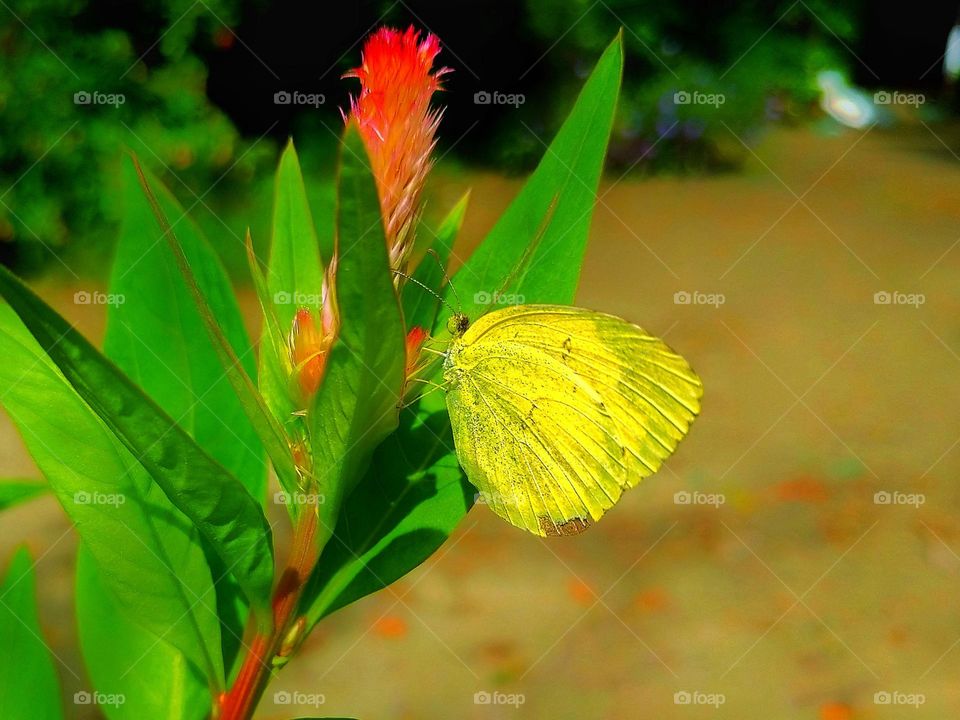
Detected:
[{"left": 444, "top": 304, "right": 702, "bottom": 536}]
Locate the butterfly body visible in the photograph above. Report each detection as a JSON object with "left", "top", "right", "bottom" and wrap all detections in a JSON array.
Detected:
[{"left": 442, "top": 304, "right": 702, "bottom": 536}]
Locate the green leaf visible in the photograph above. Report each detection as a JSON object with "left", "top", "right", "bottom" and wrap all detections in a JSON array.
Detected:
[
  {"left": 75, "top": 545, "right": 210, "bottom": 720},
  {"left": 106, "top": 159, "right": 268, "bottom": 673},
  {"left": 301, "top": 34, "right": 622, "bottom": 623},
  {"left": 247, "top": 231, "right": 290, "bottom": 444},
  {"left": 0, "top": 547, "right": 64, "bottom": 720},
  {"left": 129, "top": 155, "right": 299, "bottom": 499},
  {"left": 0, "top": 267, "right": 275, "bottom": 622},
  {"left": 442, "top": 33, "right": 623, "bottom": 324},
  {"left": 269, "top": 140, "right": 326, "bottom": 315},
  {"left": 308, "top": 124, "right": 406, "bottom": 538},
  {"left": 258, "top": 140, "right": 327, "bottom": 432},
  {"left": 0, "top": 479, "right": 47, "bottom": 511},
  {"left": 110, "top": 158, "right": 266, "bottom": 499},
  {"left": 401, "top": 191, "right": 470, "bottom": 333},
  {"left": 0, "top": 304, "right": 224, "bottom": 685},
  {"left": 302, "top": 409, "right": 471, "bottom": 623}
]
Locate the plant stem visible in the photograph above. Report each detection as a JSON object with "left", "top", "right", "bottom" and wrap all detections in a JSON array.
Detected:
[{"left": 217, "top": 510, "right": 319, "bottom": 720}]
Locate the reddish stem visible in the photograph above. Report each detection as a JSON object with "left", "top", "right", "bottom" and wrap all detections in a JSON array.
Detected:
[{"left": 218, "top": 511, "right": 319, "bottom": 720}]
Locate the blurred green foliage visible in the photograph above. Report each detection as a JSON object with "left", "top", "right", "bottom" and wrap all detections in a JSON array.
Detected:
[
  {"left": 0, "top": 0, "right": 863, "bottom": 276},
  {"left": 513, "top": 0, "right": 862, "bottom": 171},
  {"left": 0, "top": 0, "right": 275, "bottom": 275}
]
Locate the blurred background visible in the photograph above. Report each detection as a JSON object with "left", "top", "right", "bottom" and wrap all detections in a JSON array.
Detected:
[{"left": 3, "top": 0, "right": 960, "bottom": 718}]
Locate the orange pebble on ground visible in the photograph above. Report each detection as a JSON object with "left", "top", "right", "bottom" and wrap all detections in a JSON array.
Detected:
[
  {"left": 635, "top": 586, "right": 670, "bottom": 612},
  {"left": 819, "top": 702, "right": 853, "bottom": 720},
  {"left": 373, "top": 615, "right": 408, "bottom": 639},
  {"left": 775, "top": 475, "right": 829, "bottom": 503},
  {"left": 567, "top": 578, "right": 596, "bottom": 606}
]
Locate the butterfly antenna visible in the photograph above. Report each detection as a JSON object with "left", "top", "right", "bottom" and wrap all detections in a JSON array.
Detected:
[
  {"left": 425, "top": 248, "right": 463, "bottom": 313},
  {"left": 393, "top": 269, "right": 460, "bottom": 317}
]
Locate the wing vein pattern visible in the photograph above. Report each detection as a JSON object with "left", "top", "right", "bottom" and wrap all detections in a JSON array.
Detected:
[{"left": 444, "top": 304, "right": 702, "bottom": 536}]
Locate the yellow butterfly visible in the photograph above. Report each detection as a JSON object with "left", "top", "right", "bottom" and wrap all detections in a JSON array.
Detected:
[{"left": 441, "top": 304, "right": 702, "bottom": 536}]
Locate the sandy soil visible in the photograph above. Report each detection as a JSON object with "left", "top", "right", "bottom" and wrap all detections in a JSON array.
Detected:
[{"left": 4, "top": 123, "right": 960, "bottom": 719}]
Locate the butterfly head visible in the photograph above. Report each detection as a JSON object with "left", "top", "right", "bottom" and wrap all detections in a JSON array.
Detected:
[{"left": 446, "top": 311, "right": 470, "bottom": 338}]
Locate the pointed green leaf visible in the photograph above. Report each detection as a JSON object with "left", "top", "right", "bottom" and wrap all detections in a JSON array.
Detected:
[
  {"left": 0, "top": 304, "right": 224, "bottom": 685},
  {"left": 0, "top": 479, "right": 47, "bottom": 511},
  {"left": 308, "top": 124, "right": 406, "bottom": 539},
  {"left": 76, "top": 545, "right": 210, "bottom": 720},
  {"left": 0, "top": 547, "right": 64, "bottom": 720},
  {"left": 0, "top": 267, "right": 275, "bottom": 620},
  {"left": 110, "top": 158, "right": 266, "bottom": 499},
  {"left": 110, "top": 159, "right": 268, "bottom": 671},
  {"left": 246, "top": 231, "right": 296, "bottom": 467},
  {"left": 269, "top": 140, "right": 326, "bottom": 315},
  {"left": 129, "top": 155, "right": 299, "bottom": 499},
  {"left": 259, "top": 141, "right": 327, "bottom": 431},
  {"left": 442, "top": 33, "right": 623, "bottom": 325}
]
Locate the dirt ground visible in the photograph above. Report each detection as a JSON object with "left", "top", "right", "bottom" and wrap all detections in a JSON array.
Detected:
[{"left": 4, "top": 122, "right": 960, "bottom": 719}]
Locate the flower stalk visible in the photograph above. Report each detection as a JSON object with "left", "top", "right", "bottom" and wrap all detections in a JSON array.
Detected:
[{"left": 217, "top": 508, "right": 319, "bottom": 720}]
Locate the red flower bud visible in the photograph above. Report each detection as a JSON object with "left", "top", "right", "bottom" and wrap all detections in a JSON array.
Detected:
[
  {"left": 288, "top": 307, "right": 332, "bottom": 403},
  {"left": 404, "top": 325, "right": 428, "bottom": 378}
]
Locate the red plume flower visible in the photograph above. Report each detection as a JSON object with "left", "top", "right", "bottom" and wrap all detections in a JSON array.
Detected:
[{"left": 345, "top": 26, "right": 448, "bottom": 275}]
